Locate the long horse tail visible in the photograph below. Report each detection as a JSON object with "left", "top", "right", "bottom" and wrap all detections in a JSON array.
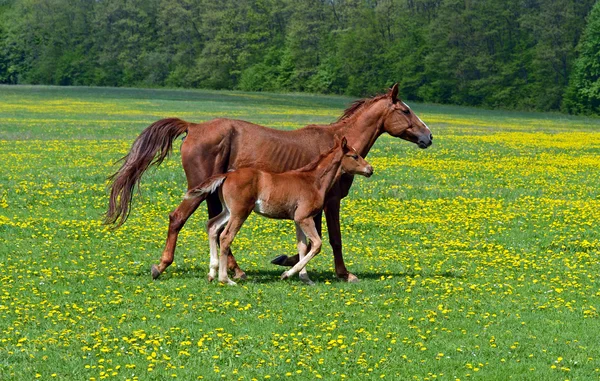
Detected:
[
  {"left": 105, "top": 118, "right": 191, "bottom": 227},
  {"left": 184, "top": 175, "right": 227, "bottom": 200}
]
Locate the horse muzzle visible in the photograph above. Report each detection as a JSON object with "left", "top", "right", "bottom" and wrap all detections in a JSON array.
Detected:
[
  {"left": 417, "top": 134, "right": 433, "bottom": 149},
  {"left": 363, "top": 165, "right": 374, "bottom": 177}
]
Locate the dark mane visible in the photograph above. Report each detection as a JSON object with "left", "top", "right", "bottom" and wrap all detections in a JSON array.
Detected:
[
  {"left": 293, "top": 140, "right": 340, "bottom": 173},
  {"left": 338, "top": 93, "right": 389, "bottom": 121}
]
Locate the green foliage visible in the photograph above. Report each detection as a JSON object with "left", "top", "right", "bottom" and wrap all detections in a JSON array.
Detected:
[
  {"left": 0, "top": 0, "right": 599, "bottom": 113},
  {"left": 564, "top": 1, "right": 600, "bottom": 114}
]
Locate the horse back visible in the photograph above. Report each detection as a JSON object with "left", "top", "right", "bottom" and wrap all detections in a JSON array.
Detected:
[
  {"left": 183, "top": 118, "right": 344, "bottom": 198},
  {"left": 226, "top": 120, "right": 336, "bottom": 173}
]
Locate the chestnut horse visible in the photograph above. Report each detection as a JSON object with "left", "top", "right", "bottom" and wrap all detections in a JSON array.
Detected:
[
  {"left": 186, "top": 136, "right": 372, "bottom": 285},
  {"left": 105, "top": 84, "right": 432, "bottom": 282}
]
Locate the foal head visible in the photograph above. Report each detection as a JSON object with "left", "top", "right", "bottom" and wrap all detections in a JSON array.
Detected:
[
  {"left": 381, "top": 83, "right": 433, "bottom": 149},
  {"left": 339, "top": 137, "right": 373, "bottom": 178}
]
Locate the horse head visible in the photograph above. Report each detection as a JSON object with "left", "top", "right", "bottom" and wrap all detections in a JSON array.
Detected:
[{"left": 382, "top": 84, "right": 433, "bottom": 149}]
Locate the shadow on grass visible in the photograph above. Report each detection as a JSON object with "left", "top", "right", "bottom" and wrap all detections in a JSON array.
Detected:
[{"left": 138, "top": 265, "right": 464, "bottom": 284}]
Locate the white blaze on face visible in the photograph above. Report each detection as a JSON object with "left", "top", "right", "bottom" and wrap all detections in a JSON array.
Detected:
[{"left": 403, "top": 102, "right": 431, "bottom": 134}]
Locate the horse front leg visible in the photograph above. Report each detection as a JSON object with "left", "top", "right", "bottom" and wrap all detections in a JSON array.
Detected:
[
  {"left": 324, "top": 196, "right": 359, "bottom": 283},
  {"left": 152, "top": 196, "right": 202, "bottom": 279},
  {"left": 207, "top": 192, "right": 247, "bottom": 280}
]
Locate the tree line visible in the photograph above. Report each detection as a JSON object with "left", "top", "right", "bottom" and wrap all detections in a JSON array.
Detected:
[{"left": 1, "top": 0, "right": 599, "bottom": 114}]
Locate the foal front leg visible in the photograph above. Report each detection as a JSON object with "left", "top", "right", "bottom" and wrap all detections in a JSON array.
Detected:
[
  {"left": 270, "top": 212, "right": 322, "bottom": 267},
  {"left": 295, "top": 223, "right": 314, "bottom": 285},
  {"left": 281, "top": 218, "right": 322, "bottom": 281}
]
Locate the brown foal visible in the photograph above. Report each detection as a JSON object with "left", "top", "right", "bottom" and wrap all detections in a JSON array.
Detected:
[
  {"left": 186, "top": 137, "right": 373, "bottom": 285},
  {"left": 106, "top": 83, "right": 432, "bottom": 282}
]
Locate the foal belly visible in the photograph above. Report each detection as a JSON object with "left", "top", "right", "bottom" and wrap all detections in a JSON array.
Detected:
[{"left": 253, "top": 199, "right": 293, "bottom": 220}]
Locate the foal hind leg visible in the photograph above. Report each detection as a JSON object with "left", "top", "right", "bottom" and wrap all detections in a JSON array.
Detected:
[
  {"left": 281, "top": 218, "right": 322, "bottom": 281},
  {"left": 218, "top": 213, "right": 249, "bottom": 286},
  {"left": 295, "top": 224, "right": 314, "bottom": 286},
  {"left": 207, "top": 192, "right": 247, "bottom": 280},
  {"left": 152, "top": 196, "right": 203, "bottom": 279},
  {"left": 206, "top": 209, "right": 230, "bottom": 282}
]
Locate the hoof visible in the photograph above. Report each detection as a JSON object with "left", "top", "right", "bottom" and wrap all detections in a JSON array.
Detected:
[
  {"left": 207, "top": 274, "right": 215, "bottom": 282},
  {"left": 299, "top": 274, "right": 315, "bottom": 286},
  {"left": 271, "top": 255, "right": 289, "bottom": 266},
  {"left": 220, "top": 277, "right": 237, "bottom": 286},
  {"left": 338, "top": 273, "right": 360, "bottom": 283},
  {"left": 233, "top": 270, "right": 247, "bottom": 281},
  {"left": 151, "top": 265, "right": 161, "bottom": 280},
  {"left": 280, "top": 271, "right": 290, "bottom": 280}
]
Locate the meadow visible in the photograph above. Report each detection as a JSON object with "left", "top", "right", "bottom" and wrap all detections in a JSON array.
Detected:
[{"left": 1, "top": 85, "right": 599, "bottom": 380}]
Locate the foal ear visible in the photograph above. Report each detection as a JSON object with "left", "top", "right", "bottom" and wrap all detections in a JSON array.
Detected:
[
  {"left": 388, "top": 83, "right": 399, "bottom": 103},
  {"left": 341, "top": 137, "right": 348, "bottom": 149}
]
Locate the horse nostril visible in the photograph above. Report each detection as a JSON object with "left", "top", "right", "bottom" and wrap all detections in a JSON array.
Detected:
[{"left": 430, "top": 134, "right": 433, "bottom": 141}]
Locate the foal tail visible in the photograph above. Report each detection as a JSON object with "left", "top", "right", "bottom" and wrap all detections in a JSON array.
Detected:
[
  {"left": 184, "top": 175, "right": 227, "bottom": 200},
  {"left": 105, "top": 118, "right": 191, "bottom": 227}
]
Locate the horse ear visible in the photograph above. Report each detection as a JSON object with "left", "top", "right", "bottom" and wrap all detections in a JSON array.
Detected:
[
  {"left": 341, "top": 137, "right": 348, "bottom": 149},
  {"left": 389, "top": 83, "right": 399, "bottom": 103}
]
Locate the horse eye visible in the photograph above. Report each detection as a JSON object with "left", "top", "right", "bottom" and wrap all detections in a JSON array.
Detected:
[
  {"left": 401, "top": 109, "right": 410, "bottom": 115},
  {"left": 352, "top": 155, "right": 359, "bottom": 160}
]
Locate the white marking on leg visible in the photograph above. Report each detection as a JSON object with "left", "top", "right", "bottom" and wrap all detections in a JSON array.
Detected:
[{"left": 207, "top": 211, "right": 229, "bottom": 281}]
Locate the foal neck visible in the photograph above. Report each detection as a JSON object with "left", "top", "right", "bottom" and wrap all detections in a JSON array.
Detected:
[{"left": 311, "top": 148, "right": 344, "bottom": 195}]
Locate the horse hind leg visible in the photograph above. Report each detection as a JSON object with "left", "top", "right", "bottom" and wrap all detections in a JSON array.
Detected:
[
  {"left": 151, "top": 196, "right": 203, "bottom": 279},
  {"left": 207, "top": 192, "right": 247, "bottom": 280}
]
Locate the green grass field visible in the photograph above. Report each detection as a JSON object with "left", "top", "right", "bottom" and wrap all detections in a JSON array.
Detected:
[{"left": 1, "top": 85, "right": 600, "bottom": 380}]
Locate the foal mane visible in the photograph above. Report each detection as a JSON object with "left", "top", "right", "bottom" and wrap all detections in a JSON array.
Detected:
[{"left": 338, "top": 93, "right": 389, "bottom": 121}]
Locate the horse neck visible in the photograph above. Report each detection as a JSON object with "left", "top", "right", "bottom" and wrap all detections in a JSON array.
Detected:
[
  {"left": 330, "top": 99, "right": 387, "bottom": 158},
  {"left": 310, "top": 148, "right": 344, "bottom": 196}
]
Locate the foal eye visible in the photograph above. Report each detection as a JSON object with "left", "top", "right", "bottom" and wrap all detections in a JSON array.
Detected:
[
  {"left": 352, "top": 155, "right": 359, "bottom": 160},
  {"left": 401, "top": 109, "right": 410, "bottom": 115}
]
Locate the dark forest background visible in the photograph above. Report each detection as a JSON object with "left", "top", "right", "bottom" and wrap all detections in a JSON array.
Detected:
[{"left": 1, "top": 0, "right": 600, "bottom": 114}]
